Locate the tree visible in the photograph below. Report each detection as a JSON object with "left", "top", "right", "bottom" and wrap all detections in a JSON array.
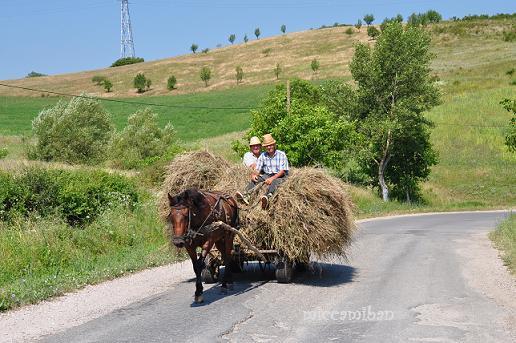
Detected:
[
  {"left": 200, "top": 66, "right": 211, "bottom": 87},
  {"left": 363, "top": 14, "right": 374, "bottom": 26},
  {"left": 281, "top": 24, "right": 286, "bottom": 34},
  {"left": 103, "top": 79, "right": 113, "bottom": 93},
  {"left": 228, "top": 34, "right": 236, "bottom": 44},
  {"left": 367, "top": 26, "right": 380, "bottom": 39},
  {"left": 254, "top": 28, "right": 261, "bottom": 39},
  {"left": 110, "top": 57, "right": 144, "bottom": 67},
  {"left": 380, "top": 14, "right": 403, "bottom": 31},
  {"left": 425, "top": 10, "right": 442, "bottom": 23},
  {"left": 190, "top": 43, "right": 198, "bottom": 53},
  {"left": 349, "top": 21, "right": 440, "bottom": 202},
  {"left": 274, "top": 63, "right": 282, "bottom": 80},
  {"left": 355, "top": 19, "right": 362, "bottom": 31},
  {"left": 92, "top": 75, "right": 107, "bottom": 85},
  {"left": 235, "top": 66, "right": 244, "bottom": 84},
  {"left": 202, "top": 48, "right": 209, "bottom": 54},
  {"left": 30, "top": 96, "right": 113, "bottom": 164},
  {"left": 311, "top": 59, "right": 320, "bottom": 76},
  {"left": 243, "top": 34, "right": 249, "bottom": 43},
  {"left": 501, "top": 98, "right": 516, "bottom": 152},
  {"left": 167, "top": 75, "right": 177, "bottom": 90},
  {"left": 26, "top": 71, "right": 46, "bottom": 78},
  {"left": 133, "top": 73, "right": 147, "bottom": 93},
  {"left": 145, "top": 78, "right": 152, "bottom": 91}
]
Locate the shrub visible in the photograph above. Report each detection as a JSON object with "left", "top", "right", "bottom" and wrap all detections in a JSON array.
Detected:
[
  {"left": 235, "top": 66, "right": 244, "bottom": 84},
  {"left": 145, "top": 78, "right": 152, "bottom": 91},
  {"left": 363, "top": 14, "right": 374, "bottom": 26},
  {"left": 109, "top": 108, "right": 177, "bottom": 169},
  {"left": 110, "top": 57, "right": 144, "bottom": 67},
  {"left": 255, "top": 28, "right": 261, "bottom": 39},
  {"left": 262, "top": 48, "right": 272, "bottom": 57},
  {"left": 30, "top": 96, "right": 114, "bottom": 164},
  {"left": 133, "top": 73, "right": 147, "bottom": 93},
  {"left": 202, "top": 48, "right": 209, "bottom": 54},
  {"left": 0, "top": 148, "right": 7, "bottom": 159},
  {"left": 228, "top": 34, "right": 236, "bottom": 44},
  {"left": 281, "top": 24, "right": 286, "bottom": 34},
  {"left": 243, "top": 34, "right": 249, "bottom": 43},
  {"left": 311, "top": 59, "right": 320, "bottom": 74},
  {"left": 345, "top": 27, "right": 354, "bottom": 35},
  {"left": 190, "top": 43, "right": 198, "bottom": 53},
  {"left": 91, "top": 75, "right": 107, "bottom": 85},
  {"left": 167, "top": 75, "right": 177, "bottom": 90},
  {"left": 26, "top": 71, "right": 46, "bottom": 78},
  {"left": 501, "top": 98, "right": 516, "bottom": 152},
  {"left": 502, "top": 30, "right": 516, "bottom": 42},
  {"left": 367, "top": 26, "right": 380, "bottom": 39},
  {"left": 103, "top": 79, "right": 113, "bottom": 93},
  {"left": 200, "top": 66, "right": 211, "bottom": 87}
]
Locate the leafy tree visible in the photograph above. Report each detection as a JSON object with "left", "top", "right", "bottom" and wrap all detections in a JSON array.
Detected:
[
  {"left": 167, "top": 75, "right": 177, "bottom": 90},
  {"left": 407, "top": 13, "right": 422, "bottom": 27},
  {"left": 501, "top": 98, "right": 516, "bottom": 152},
  {"left": 380, "top": 14, "right": 403, "bottom": 31},
  {"left": 200, "top": 66, "right": 211, "bottom": 87},
  {"left": 110, "top": 57, "right": 144, "bottom": 67},
  {"left": 281, "top": 24, "right": 286, "bottom": 34},
  {"left": 190, "top": 43, "right": 198, "bottom": 53},
  {"left": 311, "top": 59, "right": 320, "bottom": 75},
  {"left": 243, "top": 34, "right": 249, "bottom": 43},
  {"left": 274, "top": 63, "right": 282, "bottom": 80},
  {"left": 145, "top": 78, "right": 152, "bottom": 91},
  {"left": 425, "top": 10, "right": 442, "bottom": 23},
  {"left": 103, "top": 79, "right": 113, "bottom": 93},
  {"left": 363, "top": 14, "right": 374, "bottom": 26},
  {"left": 367, "top": 26, "right": 380, "bottom": 39},
  {"left": 30, "top": 96, "right": 113, "bottom": 164},
  {"left": 349, "top": 21, "right": 440, "bottom": 202},
  {"left": 92, "top": 75, "right": 107, "bottom": 85},
  {"left": 355, "top": 19, "right": 362, "bottom": 31},
  {"left": 133, "top": 73, "right": 147, "bottom": 93},
  {"left": 26, "top": 71, "right": 46, "bottom": 78},
  {"left": 254, "top": 27, "right": 261, "bottom": 39},
  {"left": 228, "top": 34, "right": 236, "bottom": 44},
  {"left": 235, "top": 66, "right": 244, "bottom": 84},
  {"left": 109, "top": 108, "right": 176, "bottom": 169}
]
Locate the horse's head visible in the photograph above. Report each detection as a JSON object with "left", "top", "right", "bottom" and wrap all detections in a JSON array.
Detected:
[{"left": 166, "top": 189, "right": 204, "bottom": 248}]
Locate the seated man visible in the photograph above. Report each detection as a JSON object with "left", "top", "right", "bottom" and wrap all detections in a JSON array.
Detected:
[
  {"left": 237, "top": 133, "right": 289, "bottom": 209},
  {"left": 242, "top": 136, "right": 262, "bottom": 169}
]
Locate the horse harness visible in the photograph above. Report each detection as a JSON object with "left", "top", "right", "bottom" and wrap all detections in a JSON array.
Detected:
[{"left": 172, "top": 191, "right": 238, "bottom": 243}]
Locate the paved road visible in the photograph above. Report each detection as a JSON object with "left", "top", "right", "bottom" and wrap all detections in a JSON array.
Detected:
[{"left": 42, "top": 211, "right": 514, "bottom": 343}]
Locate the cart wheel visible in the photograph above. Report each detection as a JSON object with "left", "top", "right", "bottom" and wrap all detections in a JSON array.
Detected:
[
  {"left": 202, "top": 254, "right": 220, "bottom": 284},
  {"left": 275, "top": 260, "right": 293, "bottom": 283}
]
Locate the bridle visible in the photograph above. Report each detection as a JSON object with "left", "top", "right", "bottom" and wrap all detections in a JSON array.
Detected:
[{"left": 170, "top": 192, "right": 237, "bottom": 245}]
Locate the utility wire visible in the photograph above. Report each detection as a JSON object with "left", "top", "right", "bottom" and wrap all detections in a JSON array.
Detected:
[{"left": 0, "top": 83, "right": 253, "bottom": 111}]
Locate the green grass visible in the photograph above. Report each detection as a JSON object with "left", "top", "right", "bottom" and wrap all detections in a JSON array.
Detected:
[
  {"left": 0, "top": 200, "right": 184, "bottom": 312},
  {"left": 0, "top": 84, "right": 272, "bottom": 142},
  {"left": 489, "top": 214, "right": 516, "bottom": 274}
]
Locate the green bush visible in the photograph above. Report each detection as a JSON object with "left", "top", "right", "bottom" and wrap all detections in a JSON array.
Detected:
[
  {"left": 109, "top": 108, "right": 178, "bottom": 169},
  {"left": 30, "top": 96, "right": 114, "bottom": 164},
  {"left": 345, "top": 27, "right": 354, "bottom": 35},
  {"left": 91, "top": 75, "right": 107, "bottom": 85},
  {"left": 167, "top": 75, "right": 177, "bottom": 90},
  {"left": 0, "top": 169, "right": 139, "bottom": 226},
  {"left": 26, "top": 71, "right": 46, "bottom": 78},
  {"left": 502, "top": 30, "right": 516, "bottom": 42},
  {"left": 0, "top": 148, "right": 7, "bottom": 159},
  {"left": 110, "top": 57, "right": 144, "bottom": 67},
  {"left": 133, "top": 73, "right": 147, "bottom": 93}
]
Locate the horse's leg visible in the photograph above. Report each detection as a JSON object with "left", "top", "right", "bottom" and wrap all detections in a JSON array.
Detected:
[
  {"left": 186, "top": 246, "right": 204, "bottom": 303},
  {"left": 216, "top": 232, "right": 235, "bottom": 292}
]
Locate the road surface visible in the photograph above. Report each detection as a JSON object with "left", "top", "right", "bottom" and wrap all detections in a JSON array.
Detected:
[{"left": 23, "top": 212, "right": 516, "bottom": 342}]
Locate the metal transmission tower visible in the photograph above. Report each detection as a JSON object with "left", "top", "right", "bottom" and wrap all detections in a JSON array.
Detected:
[{"left": 120, "top": 0, "right": 135, "bottom": 58}]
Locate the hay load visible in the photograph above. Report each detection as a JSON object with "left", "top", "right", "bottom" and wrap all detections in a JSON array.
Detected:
[{"left": 160, "top": 151, "right": 356, "bottom": 261}]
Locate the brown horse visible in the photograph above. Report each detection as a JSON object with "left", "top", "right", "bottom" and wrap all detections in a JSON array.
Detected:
[{"left": 166, "top": 188, "right": 239, "bottom": 303}]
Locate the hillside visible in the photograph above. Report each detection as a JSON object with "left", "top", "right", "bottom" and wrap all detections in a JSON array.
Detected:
[{"left": 1, "top": 18, "right": 513, "bottom": 98}]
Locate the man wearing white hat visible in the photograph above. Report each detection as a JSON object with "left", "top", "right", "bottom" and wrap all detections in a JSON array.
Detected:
[
  {"left": 236, "top": 133, "right": 289, "bottom": 209},
  {"left": 242, "top": 136, "right": 262, "bottom": 169}
]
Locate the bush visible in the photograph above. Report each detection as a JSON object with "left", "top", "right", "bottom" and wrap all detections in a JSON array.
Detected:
[
  {"left": 91, "top": 75, "right": 107, "bottom": 85},
  {"left": 30, "top": 96, "right": 114, "bottom": 164},
  {"left": 235, "top": 66, "right": 244, "bottom": 84},
  {"left": 200, "top": 66, "right": 211, "bottom": 87},
  {"left": 103, "top": 79, "right": 113, "bottom": 93},
  {"left": 0, "top": 148, "right": 7, "bottom": 159},
  {"left": 26, "top": 71, "right": 46, "bottom": 78},
  {"left": 133, "top": 73, "right": 147, "bottom": 93},
  {"left": 167, "top": 75, "right": 177, "bottom": 90},
  {"left": 110, "top": 57, "right": 144, "bottom": 67},
  {"left": 367, "top": 26, "right": 380, "bottom": 39},
  {"left": 109, "top": 108, "right": 178, "bottom": 169},
  {"left": 502, "top": 30, "right": 516, "bottom": 42},
  {"left": 345, "top": 27, "right": 354, "bottom": 35}
]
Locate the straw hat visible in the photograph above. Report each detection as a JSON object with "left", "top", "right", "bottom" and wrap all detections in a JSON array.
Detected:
[
  {"left": 261, "top": 133, "right": 276, "bottom": 147},
  {"left": 249, "top": 136, "right": 261, "bottom": 146}
]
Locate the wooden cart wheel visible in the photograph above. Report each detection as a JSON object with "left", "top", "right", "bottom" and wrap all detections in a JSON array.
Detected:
[
  {"left": 202, "top": 254, "right": 220, "bottom": 284},
  {"left": 275, "top": 259, "right": 293, "bottom": 283}
]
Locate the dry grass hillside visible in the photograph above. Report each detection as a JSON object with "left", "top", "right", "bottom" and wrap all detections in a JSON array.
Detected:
[{"left": 0, "top": 26, "right": 369, "bottom": 97}]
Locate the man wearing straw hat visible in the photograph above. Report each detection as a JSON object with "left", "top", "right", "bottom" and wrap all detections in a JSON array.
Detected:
[
  {"left": 242, "top": 136, "right": 262, "bottom": 169},
  {"left": 236, "top": 133, "right": 289, "bottom": 209}
]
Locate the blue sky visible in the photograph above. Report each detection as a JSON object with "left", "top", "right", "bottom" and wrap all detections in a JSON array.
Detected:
[{"left": 1, "top": 0, "right": 514, "bottom": 80}]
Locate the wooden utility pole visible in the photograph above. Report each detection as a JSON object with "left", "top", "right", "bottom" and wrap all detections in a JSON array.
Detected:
[{"left": 286, "top": 79, "right": 291, "bottom": 114}]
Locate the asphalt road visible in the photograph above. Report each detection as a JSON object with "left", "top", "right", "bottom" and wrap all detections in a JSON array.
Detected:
[{"left": 42, "top": 211, "right": 513, "bottom": 343}]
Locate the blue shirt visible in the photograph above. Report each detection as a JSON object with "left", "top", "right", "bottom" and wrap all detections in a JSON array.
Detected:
[{"left": 255, "top": 150, "right": 289, "bottom": 175}]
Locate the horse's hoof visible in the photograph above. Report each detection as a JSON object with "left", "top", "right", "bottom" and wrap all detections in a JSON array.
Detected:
[{"left": 194, "top": 295, "right": 204, "bottom": 303}]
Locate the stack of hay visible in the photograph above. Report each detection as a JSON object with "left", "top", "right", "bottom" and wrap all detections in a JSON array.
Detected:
[{"left": 160, "top": 151, "right": 356, "bottom": 262}]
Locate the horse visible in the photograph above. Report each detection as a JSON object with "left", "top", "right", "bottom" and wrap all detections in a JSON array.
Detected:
[{"left": 166, "top": 188, "right": 239, "bottom": 303}]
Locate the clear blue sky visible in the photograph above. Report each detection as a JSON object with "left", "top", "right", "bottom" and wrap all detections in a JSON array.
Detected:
[{"left": 1, "top": 0, "right": 514, "bottom": 80}]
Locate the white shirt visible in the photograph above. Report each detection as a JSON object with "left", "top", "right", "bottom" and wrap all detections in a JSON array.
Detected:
[{"left": 243, "top": 152, "right": 258, "bottom": 167}]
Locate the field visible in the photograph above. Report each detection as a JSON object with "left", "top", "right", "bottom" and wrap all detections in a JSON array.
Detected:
[{"left": 0, "top": 17, "right": 515, "bottom": 311}]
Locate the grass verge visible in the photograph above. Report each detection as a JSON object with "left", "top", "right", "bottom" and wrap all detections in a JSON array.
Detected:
[{"left": 489, "top": 213, "right": 516, "bottom": 274}]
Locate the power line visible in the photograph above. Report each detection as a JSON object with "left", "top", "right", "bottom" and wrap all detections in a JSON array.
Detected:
[{"left": 0, "top": 83, "right": 253, "bottom": 111}]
